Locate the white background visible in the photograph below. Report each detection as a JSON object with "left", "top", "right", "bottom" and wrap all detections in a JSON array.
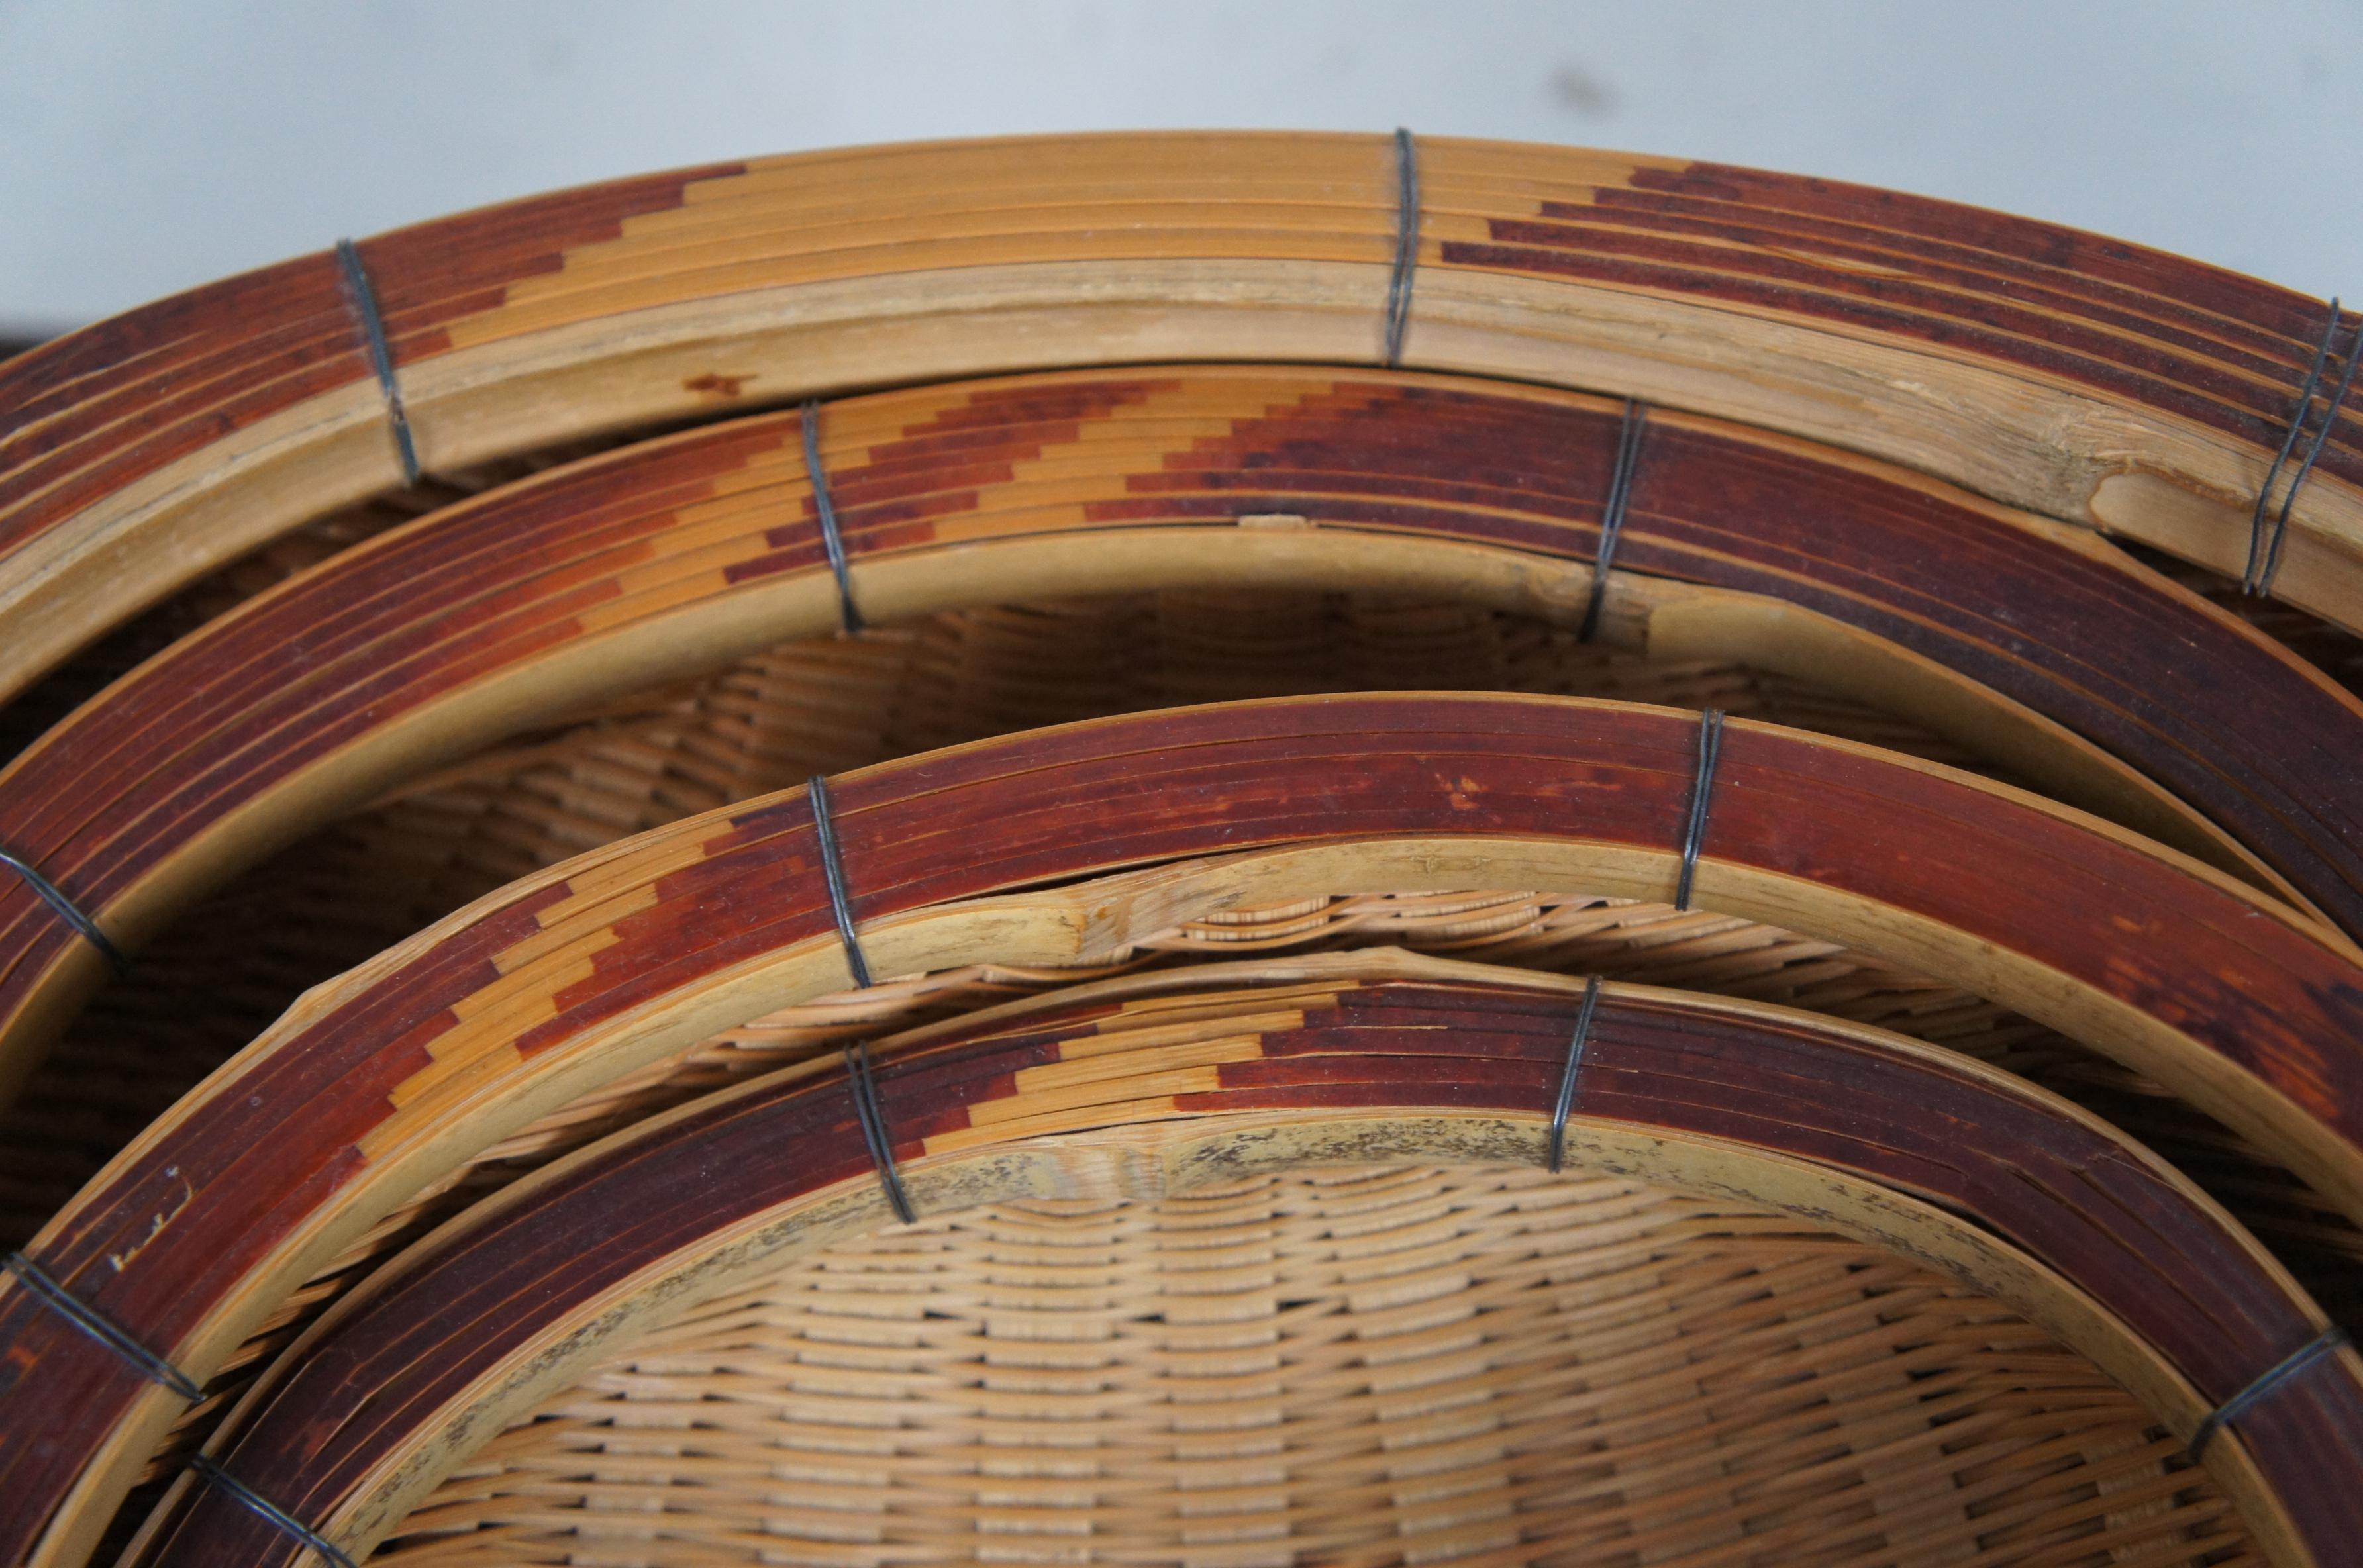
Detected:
[{"left": 1, "top": 1, "right": 2360, "bottom": 336}]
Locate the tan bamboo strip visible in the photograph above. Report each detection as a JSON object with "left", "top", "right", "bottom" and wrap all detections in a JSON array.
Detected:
[
  {"left": 3, "top": 564, "right": 2178, "bottom": 1469},
  {"left": 106, "top": 879, "right": 2317, "bottom": 1561},
  {"left": 121, "top": 959, "right": 2353, "bottom": 1567},
  {"left": 7, "top": 566, "right": 2354, "bottom": 1366},
  {"left": 1, "top": 134, "right": 2360, "bottom": 713},
  {"left": 9, "top": 693, "right": 2363, "bottom": 1565}
]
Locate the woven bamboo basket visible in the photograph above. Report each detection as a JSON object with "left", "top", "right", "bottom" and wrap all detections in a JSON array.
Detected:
[
  {"left": 0, "top": 433, "right": 2352, "bottom": 1554},
  {"left": 3, "top": 562, "right": 2348, "bottom": 1565},
  {"left": 5, "top": 135, "right": 2362, "bottom": 1568}
]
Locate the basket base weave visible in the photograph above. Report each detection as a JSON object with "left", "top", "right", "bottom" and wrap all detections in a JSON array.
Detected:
[{"left": 380, "top": 1165, "right": 2251, "bottom": 1568}]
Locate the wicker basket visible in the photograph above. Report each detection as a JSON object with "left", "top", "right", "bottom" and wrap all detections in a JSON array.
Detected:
[
  {"left": 9, "top": 134, "right": 2363, "bottom": 1568},
  {"left": 0, "top": 571, "right": 2339, "bottom": 1565}
]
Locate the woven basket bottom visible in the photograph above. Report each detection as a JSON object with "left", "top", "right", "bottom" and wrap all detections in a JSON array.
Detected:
[{"left": 379, "top": 1165, "right": 2250, "bottom": 1568}]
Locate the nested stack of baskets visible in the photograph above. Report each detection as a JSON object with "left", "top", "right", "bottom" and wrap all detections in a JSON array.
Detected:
[{"left": 0, "top": 133, "right": 2359, "bottom": 1568}]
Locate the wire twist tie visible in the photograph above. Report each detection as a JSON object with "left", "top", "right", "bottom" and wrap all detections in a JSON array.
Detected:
[
  {"left": 801, "top": 400, "right": 866, "bottom": 634},
  {"left": 807, "top": 774, "right": 914, "bottom": 1223},
  {"left": 1546, "top": 977, "right": 1603, "bottom": 1173},
  {"left": 0, "top": 847, "right": 127, "bottom": 974},
  {"left": 4, "top": 1250, "right": 198, "bottom": 1400},
  {"left": 1382, "top": 128, "right": 1420, "bottom": 368},
  {"left": 2187, "top": 1324, "right": 2350, "bottom": 1462},
  {"left": 2246, "top": 299, "right": 2360, "bottom": 596},
  {"left": 1675, "top": 709, "right": 1725, "bottom": 912},
  {"left": 186, "top": 1453, "right": 358, "bottom": 1568},
  {"left": 1579, "top": 399, "right": 1648, "bottom": 642},
  {"left": 334, "top": 239, "right": 421, "bottom": 488}
]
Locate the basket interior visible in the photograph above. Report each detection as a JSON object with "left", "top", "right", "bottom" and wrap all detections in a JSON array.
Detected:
[{"left": 377, "top": 1164, "right": 2254, "bottom": 1568}]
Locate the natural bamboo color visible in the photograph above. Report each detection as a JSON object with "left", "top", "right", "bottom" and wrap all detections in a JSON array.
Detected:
[
  {"left": 10, "top": 584, "right": 2347, "bottom": 1418},
  {"left": 3, "top": 133, "right": 2360, "bottom": 716},
  {"left": 381, "top": 1167, "right": 2256, "bottom": 1568},
  {"left": 0, "top": 605, "right": 2136, "bottom": 1565},
  {"left": 3, "top": 133, "right": 2361, "bottom": 1568},
  {"left": 3, "top": 513, "right": 2354, "bottom": 1326},
  {"left": 48, "top": 591, "right": 2344, "bottom": 1564}
]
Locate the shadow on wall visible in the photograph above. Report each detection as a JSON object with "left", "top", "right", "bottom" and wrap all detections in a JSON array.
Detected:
[{"left": 0, "top": 338, "right": 38, "bottom": 361}]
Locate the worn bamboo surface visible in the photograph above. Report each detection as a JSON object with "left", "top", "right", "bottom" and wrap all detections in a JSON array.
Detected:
[
  {"left": 126, "top": 961, "right": 2354, "bottom": 1567},
  {"left": 377, "top": 1167, "right": 2264, "bottom": 1568},
  {"left": 12, "top": 366, "right": 2363, "bottom": 1132},
  {"left": 11, "top": 693, "right": 2363, "bottom": 1565},
  {"left": 3, "top": 134, "right": 2362, "bottom": 713},
  {"left": 93, "top": 857, "right": 2334, "bottom": 1564}
]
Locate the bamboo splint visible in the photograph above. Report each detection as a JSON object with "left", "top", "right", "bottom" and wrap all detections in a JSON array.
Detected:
[
  {"left": 10, "top": 366, "right": 2363, "bottom": 1128},
  {"left": 3, "top": 133, "right": 2360, "bottom": 714},
  {"left": 10, "top": 693, "right": 2363, "bottom": 1565},
  {"left": 125, "top": 957, "right": 2356, "bottom": 1568}
]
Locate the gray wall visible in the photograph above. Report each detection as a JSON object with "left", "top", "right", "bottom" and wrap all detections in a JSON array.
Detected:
[{"left": 2, "top": 0, "right": 2359, "bottom": 335}]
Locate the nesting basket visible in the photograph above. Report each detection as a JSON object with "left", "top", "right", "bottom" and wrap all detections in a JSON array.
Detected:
[{"left": 0, "top": 134, "right": 2359, "bottom": 1568}]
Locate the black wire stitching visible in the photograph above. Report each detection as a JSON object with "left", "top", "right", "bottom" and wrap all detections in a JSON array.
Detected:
[
  {"left": 1579, "top": 399, "right": 1648, "bottom": 642},
  {"left": 1546, "top": 977, "right": 1603, "bottom": 1173},
  {"left": 807, "top": 773, "right": 915, "bottom": 1222},
  {"left": 185, "top": 1453, "right": 358, "bottom": 1568},
  {"left": 1383, "top": 128, "right": 1421, "bottom": 368},
  {"left": 802, "top": 399, "right": 866, "bottom": 634},
  {"left": 3, "top": 1251, "right": 199, "bottom": 1401},
  {"left": 2187, "top": 1325, "right": 2350, "bottom": 1462},
  {"left": 0, "top": 848, "right": 126, "bottom": 974},
  {"left": 334, "top": 238, "right": 421, "bottom": 487},
  {"left": 1675, "top": 709, "right": 1725, "bottom": 912}
]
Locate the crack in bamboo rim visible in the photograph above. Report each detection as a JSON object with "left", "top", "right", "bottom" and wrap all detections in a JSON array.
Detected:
[
  {"left": 3, "top": 132, "right": 2363, "bottom": 711},
  {"left": 10, "top": 691, "right": 2363, "bottom": 1563},
  {"left": 4, "top": 365, "right": 2360, "bottom": 1120},
  {"left": 123, "top": 957, "right": 2352, "bottom": 1568}
]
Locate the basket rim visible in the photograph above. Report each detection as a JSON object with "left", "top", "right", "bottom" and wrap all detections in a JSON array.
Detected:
[{"left": 4, "top": 131, "right": 2360, "bottom": 721}]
